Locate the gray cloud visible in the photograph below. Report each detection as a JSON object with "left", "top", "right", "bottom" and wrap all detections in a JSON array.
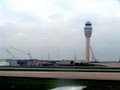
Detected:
[{"left": 0, "top": 0, "right": 120, "bottom": 61}]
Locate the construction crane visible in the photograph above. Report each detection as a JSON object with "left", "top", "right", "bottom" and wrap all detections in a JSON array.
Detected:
[
  {"left": 4, "top": 49, "right": 16, "bottom": 60},
  {"left": 74, "top": 54, "right": 77, "bottom": 61},
  {"left": 90, "top": 46, "right": 99, "bottom": 63},
  {"left": 48, "top": 53, "right": 50, "bottom": 61},
  {"left": 10, "top": 46, "right": 33, "bottom": 59}
]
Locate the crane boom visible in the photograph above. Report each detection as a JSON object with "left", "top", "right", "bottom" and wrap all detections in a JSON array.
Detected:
[
  {"left": 90, "top": 46, "right": 98, "bottom": 62},
  {"left": 5, "top": 49, "right": 16, "bottom": 60},
  {"left": 10, "top": 46, "right": 27, "bottom": 54},
  {"left": 28, "top": 52, "right": 33, "bottom": 59},
  {"left": 10, "top": 46, "right": 32, "bottom": 59}
]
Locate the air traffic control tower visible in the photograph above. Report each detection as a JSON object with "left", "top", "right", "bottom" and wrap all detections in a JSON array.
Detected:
[{"left": 84, "top": 21, "right": 93, "bottom": 63}]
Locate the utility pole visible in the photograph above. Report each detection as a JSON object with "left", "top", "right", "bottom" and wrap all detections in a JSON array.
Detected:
[{"left": 58, "top": 49, "right": 59, "bottom": 60}]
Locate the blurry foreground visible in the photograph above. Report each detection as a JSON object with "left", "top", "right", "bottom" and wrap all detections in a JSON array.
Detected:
[{"left": 0, "top": 77, "right": 119, "bottom": 90}]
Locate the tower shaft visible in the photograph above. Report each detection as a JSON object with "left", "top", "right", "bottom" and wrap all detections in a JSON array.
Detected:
[
  {"left": 84, "top": 21, "right": 92, "bottom": 63},
  {"left": 86, "top": 37, "right": 90, "bottom": 63}
]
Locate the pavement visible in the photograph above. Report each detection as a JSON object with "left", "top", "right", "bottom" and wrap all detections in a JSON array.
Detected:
[{"left": 0, "top": 71, "right": 120, "bottom": 80}]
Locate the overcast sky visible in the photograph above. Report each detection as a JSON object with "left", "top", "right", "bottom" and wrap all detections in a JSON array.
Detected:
[{"left": 0, "top": 0, "right": 120, "bottom": 61}]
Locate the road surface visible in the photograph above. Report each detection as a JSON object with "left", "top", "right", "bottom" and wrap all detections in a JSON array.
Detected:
[{"left": 0, "top": 71, "right": 120, "bottom": 80}]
